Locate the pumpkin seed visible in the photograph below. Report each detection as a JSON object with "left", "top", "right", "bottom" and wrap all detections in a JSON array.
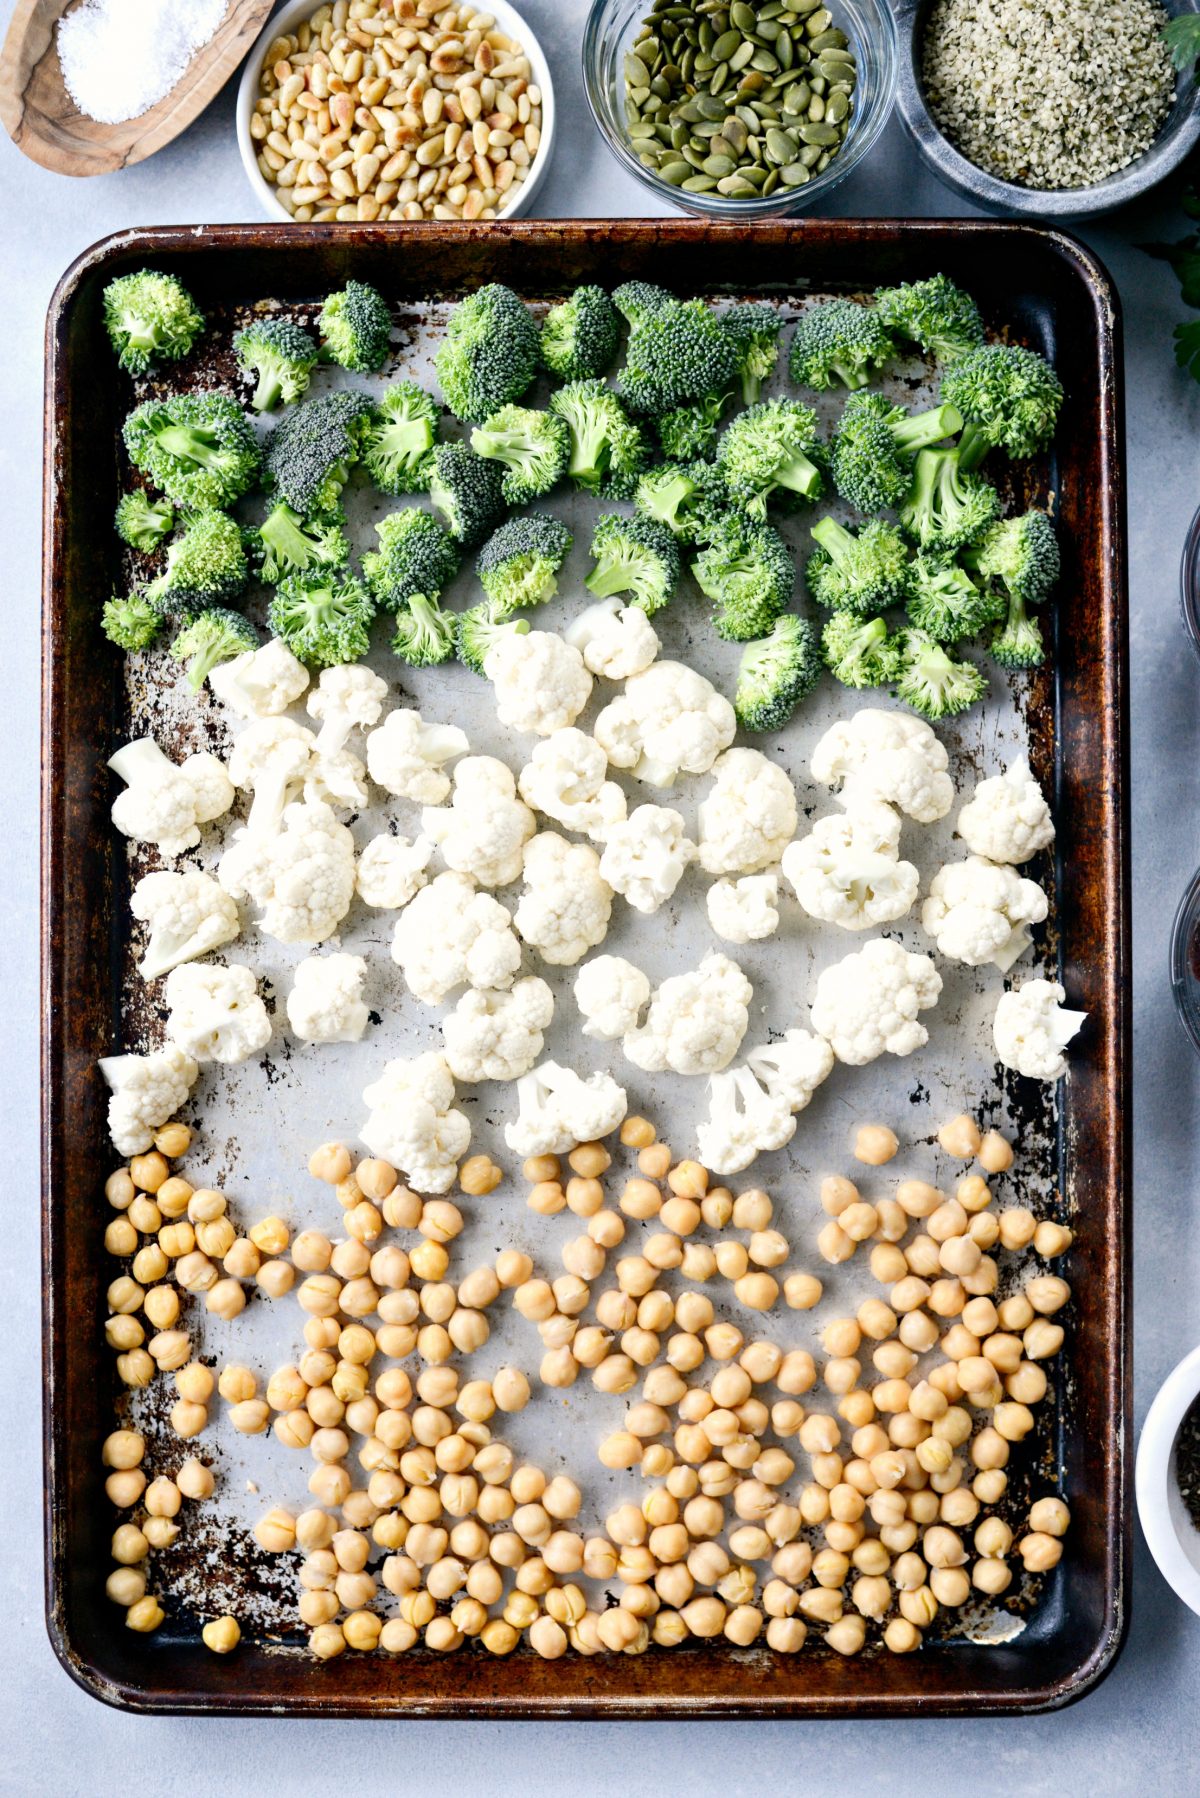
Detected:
[
  {"left": 729, "top": 38, "right": 755, "bottom": 71},
  {"left": 762, "top": 166, "right": 781, "bottom": 193},
  {"left": 804, "top": 8, "right": 833, "bottom": 34},
  {"left": 781, "top": 160, "right": 811, "bottom": 183},
  {"left": 712, "top": 26, "right": 741, "bottom": 58},
  {"left": 777, "top": 30, "right": 794, "bottom": 68},
  {"left": 730, "top": 1, "right": 757, "bottom": 28},
  {"left": 660, "top": 158, "right": 692, "bottom": 182},
  {"left": 808, "top": 26, "right": 848, "bottom": 49},
  {"left": 682, "top": 173, "right": 718, "bottom": 190},
  {"left": 765, "top": 125, "right": 797, "bottom": 162},
  {"left": 809, "top": 93, "right": 825, "bottom": 120},
  {"left": 799, "top": 119, "right": 839, "bottom": 144},
  {"left": 825, "top": 88, "right": 849, "bottom": 123}
]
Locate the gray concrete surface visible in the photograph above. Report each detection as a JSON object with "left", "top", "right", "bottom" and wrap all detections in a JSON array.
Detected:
[{"left": 2, "top": 3, "right": 1198, "bottom": 1791}]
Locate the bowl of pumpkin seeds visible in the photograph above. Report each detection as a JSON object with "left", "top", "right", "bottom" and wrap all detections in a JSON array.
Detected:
[{"left": 583, "top": 0, "right": 897, "bottom": 215}]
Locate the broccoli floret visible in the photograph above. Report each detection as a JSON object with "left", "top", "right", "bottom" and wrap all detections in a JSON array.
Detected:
[
  {"left": 941, "top": 343, "right": 1063, "bottom": 468},
  {"left": 268, "top": 567, "right": 376, "bottom": 668},
  {"left": 318, "top": 279, "right": 392, "bottom": 373},
  {"left": 616, "top": 297, "right": 739, "bottom": 418},
  {"left": 392, "top": 592, "right": 458, "bottom": 667},
  {"left": 716, "top": 398, "right": 823, "bottom": 518},
  {"left": 435, "top": 283, "right": 539, "bottom": 423},
  {"left": 263, "top": 389, "right": 375, "bottom": 515},
  {"left": 788, "top": 298, "right": 896, "bottom": 392},
  {"left": 123, "top": 393, "right": 261, "bottom": 511},
  {"left": 963, "top": 511, "right": 1060, "bottom": 606},
  {"left": 145, "top": 509, "right": 249, "bottom": 616},
  {"left": 904, "top": 552, "right": 1004, "bottom": 642},
  {"left": 548, "top": 379, "right": 648, "bottom": 495},
  {"left": 362, "top": 508, "right": 461, "bottom": 609},
  {"left": 234, "top": 317, "right": 319, "bottom": 411},
  {"left": 899, "top": 446, "right": 1000, "bottom": 552},
  {"left": 990, "top": 591, "right": 1046, "bottom": 669},
  {"left": 894, "top": 629, "right": 987, "bottom": 720},
  {"left": 102, "top": 592, "right": 162, "bottom": 651},
  {"left": 540, "top": 285, "right": 621, "bottom": 380},
  {"left": 634, "top": 460, "right": 728, "bottom": 545},
  {"left": 612, "top": 282, "right": 674, "bottom": 329},
  {"left": 656, "top": 393, "right": 729, "bottom": 462},
  {"left": 821, "top": 612, "right": 902, "bottom": 688},
  {"left": 874, "top": 275, "right": 985, "bottom": 363},
  {"left": 692, "top": 513, "right": 795, "bottom": 642},
  {"left": 248, "top": 501, "right": 349, "bottom": 584},
  {"left": 427, "top": 443, "right": 507, "bottom": 549},
  {"left": 721, "top": 302, "right": 783, "bottom": 405},
  {"left": 458, "top": 602, "right": 531, "bottom": 675},
  {"left": 103, "top": 269, "right": 203, "bottom": 374},
  {"left": 585, "top": 513, "right": 681, "bottom": 616},
  {"left": 476, "top": 514, "right": 574, "bottom": 615},
  {"left": 363, "top": 380, "right": 439, "bottom": 495},
  {"left": 830, "top": 391, "right": 964, "bottom": 513},
  {"left": 470, "top": 405, "right": 570, "bottom": 505},
  {"left": 733, "top": 614, "right": 822, "bottom": 732},
  {"left": 805, "top": 516, "right": 910, "bottom": 615},
  {"left": 115, "top": 490, "right": 175, "bottom": 553},
  {"left": 170, "top": 608, "right": 258, "bottom": 691}
]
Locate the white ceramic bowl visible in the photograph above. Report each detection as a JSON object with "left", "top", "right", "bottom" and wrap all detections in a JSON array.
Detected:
[
  {"left": 1136, "top": 1343, "right": 1200, "bottom": 1615},
  {"left": 236, "top": 0, "right": 556, "bottom": 223}
]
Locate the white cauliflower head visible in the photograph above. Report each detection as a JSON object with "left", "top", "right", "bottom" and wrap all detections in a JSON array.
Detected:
[
  {"left": 810, "top": 937, "right": 942, "bottom": 1066},
  {"left": 706, "top": 874, "right": 781, "bottom": 945},
  {"left": 565, "top": 598, "right": 660, "bottom": 681},
  {"left": 574, "top": 955, "right": 651, "bottom": 1041},
  {"left": 624, "top": 952, "right": 752, "bottom": 1077},
  {"left": 782, "top": 803, "right": 918, "bottom": 931},
  {"left": 922, "top": 855, "right": 1048, "bottom": 971},
  {"left": 421, "top": 756, "right": 537, "bottom": 888},
  {"left": 98, "top": 1045, "right": 199, "bottom": 1156},
  {"left": 517, "top": 729, "right": 627, "bottom": 842},
  {"left": 365, "top": 708, "right": 470, "bottom": 806},
  {"left": 698, "top": 748, "right": 798, "bottom": 876},
  {"left": 209, "top": 638, "right": 310, "bottom": 719},
  {"left": 391, "top": 871, "right": 521, "bottom": 1005},
  {"left": 361, "top": 1052, "right": 471, "bottom": 1193},
  {"left": 130, "top": 868, "right": 240, "bottom": 979},
  {"left": 957, "top": 758, "right": 1055, "bottom": 865},
  {"left": 163, "top": 962, "right": 271, "bottom": 1064},
  {"left": 504, "top": 1060, "right": 628, "bottom": 1157},
  {"left": 227, "top": 717, "right": 316, "bottom": 838},
  {"left": 993, "top": 979, "right": 1086, "bottom": 1081},
  {"left": 745, "top": 1028, "right": 835, "bottom": 1112},
  {"left": 696, "top": 1066, "right": 797, "bottom": 1177},
  {"left": 286, "top": 953, "right": 369, "bottom": 1044},
  {"left": 306, "top": 665, "right": 388, "bottom": 758},
  {"left": 109, "top": 738, "right": 234, "bottom": 859},
  {"left": 513, "top": 833, "right": 613, "bottom": 966},
  {"left": 442, "top": 977, "right": 555, "bottom": 1083},
  {"left": 485, "top": 629, "right": 593, "bottom": 736},
  {"left": 811, "top": 708, "right": 954, "bottom": 824},
  {"left": 218, "top": 800, "right": 356, "bottom": 945},
  {"left": 303, "top": 748, "right": 368, "bottom": 812},
  {"left": 594, "top": 660, "right": 736, "bottom": 788},
  {"left": 598, "top": 805, "right": 697, "bottom": 914},
  {"left": 356, "top": 833, "right": 434, "bottom": 910}
]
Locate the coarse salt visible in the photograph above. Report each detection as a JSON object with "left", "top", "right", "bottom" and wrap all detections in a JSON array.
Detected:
[{"left": 57, "top": 0, "right": 230, "bottom": 126}]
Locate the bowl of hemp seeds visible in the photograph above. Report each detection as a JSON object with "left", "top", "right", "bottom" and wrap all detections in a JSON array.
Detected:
[
  {"left": 1138, "top": 1342, "right": 1200, "bottom": 1618},
  {"left": 894, "top": 0, "right": 1200, "bottom": 218}
]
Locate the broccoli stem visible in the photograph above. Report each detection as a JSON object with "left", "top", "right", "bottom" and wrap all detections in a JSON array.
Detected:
[
  {"left": 261, "top": 503, "right": 315, "bottom": 569},
  {"left": 253, "top": 366, "right": 285, "bottom": 413},
  {"left": 810, "top": 516, "right": 856, "bottom": 566},
  {"left": 153, "top": 420, "right": 230, "bottom": 472},
  {"left": 891, "top": 402, "right": 963, "bottom": 457},
  {"left": 956, "top": 420, "right": 991, "bottom": 472},
  {"left": 121, "top": 314, "right": 158, "bottom": 353},
  {"left": 832, "top": 358, "right": 872, "bottom": 391},
  {"left": 774, "top": 452, "right": 822, "bottom": 500},
  {"left": 586, "top": 552, "right": 654, "bottom": 601}
]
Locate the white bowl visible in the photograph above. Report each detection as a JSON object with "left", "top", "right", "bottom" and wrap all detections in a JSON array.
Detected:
[
  {"left": 1136, "top": 1342, "right": 1200, "bottom": 1615},
  {"left": 236, "top": 0, "right": 556, "bottom": 223}
]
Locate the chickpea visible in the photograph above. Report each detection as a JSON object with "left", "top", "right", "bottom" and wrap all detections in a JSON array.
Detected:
[
  {"left": 783, "top": 1272, "right": 823, "bottom": 1311},
  {"left": 1029, "top": 1496, "right": 1071, "bottom": 1537},
  {"left": 817, "top": 1222, "right": 855, "bottom": 1266},
  {"left": 309, "top": 1142, "right": 351, "bottom": 1184},
  {"left": 853, "top": 1122, "right": 899, "bottom": 1166},
  {"left": 978, "top": 1129, "right": 1014, "bottom": 1174},
  {"left": 938, "top": 1114, "right": 982, "bottom": 1160},
  {"left": 230, "top": 1400, "right": 271, "bottom": 1436},
  {"left": 202, "top": 1615, "right": 241, "bottom": 1654},
  {"left": 169, "top": 1399, "right": 207, "bottom": 1439},
  {"left": 125, "top": 1595, "right": 165, "bottom": 1633},
  {"left": 459, "top": 1154, "right": 502, "bottom": 1196}
]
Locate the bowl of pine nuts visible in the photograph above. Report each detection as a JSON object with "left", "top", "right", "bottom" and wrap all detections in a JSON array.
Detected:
[{"left": 238, "top": 0, "right": 555, "bottom": 225}]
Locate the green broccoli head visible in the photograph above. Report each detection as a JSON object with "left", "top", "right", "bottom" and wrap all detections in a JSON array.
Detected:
[
  {"left": 427, "top": 443, "right": 507, "bottom": 549},
  {"left": 470, "top": 405, "right": 570, "bottom": 505},
  {"left": 435, "top": 283, "right": 539, "bottom": 423},
  {"left": 612, "top": 282, "right": 674, "bottom": 329},
  {"left": 895, "top": 628, "right": 987, "bottom": 720},
  {"left": 805, "top": 516, "right": 910, "bottom": 615},
  {"left": 734, "top": 614, "right": 822, "bottom": 732},
  {"left": 788, "top": 298, "right": 896, "bottom": 392},
  {"left": 721, "top": 302, "right": 783, "bottom": 405},
  {"left": 634, "top": 460, "right": 729, "bottom": 545},
  {"left": 540, "top": 285, "right": 621, "bottom": 381},
  {"left": 476, "top": 514, "right": 574, "bottom": 615},
  {"left": 692, "top": 513, "right": 796, "bottom": 642},
  {"left": 716, "top": 398, "right": 823, "bottom": 519},
  {"left": 234, "top": 317, "right": 319, "bottom": 411},
  {"left": 964, "top": 511, "right": 1060, "bottom": 606},
  {"left": 170, "top": 607, "right": 258, "bottom": 691},
  {"left": 103, "top": 269, "right": 204, "bottom": 374},
  {"left": 145, "top": 509, "right": 248, "bottom": 616},
  {"left": 264, "top": 389, "right": 375, "bottom": 515},
  {"left": 248, "top": 501, "right": 349, "bottom": 585},
  {"left": 548, "top": 379, "right": 648, "bottom": 494},
  {"left": 362, "top": 507, "right": 461, "bottom": 608},
  {"left": 821, "top": 612, "right": 902, "bottom": 689},
  {"left": 585, "top": 512, "right": 681, "bottom": 616},
  {"left": 655, "top": 393, "right": 729, "bottom": 462},
  {"left": 616, "top": 297, "right": 739, "bottom": 417},
  {"left": 873, "top": 275, "right": 985, "bottom": 363},
  {"left": 115, "top": 490, "right": 176, "bottom": 553},
  {"left": 830, "top": 391, "right": 964, "bottom": 513},
  {"left": 991, "top": 590, "right": 1046, "bottom": 670},
  {"left": 103, "top": 592, "right": 162, "bottom": 652},
  {"left": 363, "top": 380, "right": 440, "bottom": 495},
  {"left": 318, "top": 279, "right": 392, "bottom": 373},
  {"left": 904, "top": 552, "right": 1005, "bottom": 643},
  {"left": 899, "top": 446, "right": 1000, "bottom": 553},
  {"left": 392, "top": 592, "right": 458, "bottom": 667},
  {"left": 457, "top": 603, "right": 531, "bottom": 675},
  {"left": 123, "top": 392, "right": 261, "bottom": 511},
  {"left": 268, "top": 566, "right": 376, "bottom": 668},
  {"left": 941, "top": 343, "right": 1063, "bottom": 466}
]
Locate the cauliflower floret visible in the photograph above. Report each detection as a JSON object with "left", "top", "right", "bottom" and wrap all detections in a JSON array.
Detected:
[
  {"left": 286, "top": 953, "right": 369, "bottom": 1044},
  {"left": 303, "top": 748, "right": 368, "bottom": 812},
  {"left": 517, "top": 730, "right": 627, "bottom": 841},
  {"left": 993, "top": 979, "right": 1086, "bottom": 1081},
  {"left": 624, "top": 952, "right": 752, "bottom": 1077},
  {"left": 812, "top": 708, "right": 954, "bottom": 824},
  {"left": 565, "top": 598, "right": 660, "bottom": 681},
  {"left": 485, "top": 629, "right": 593, "bottom": 736},
  {"left": 513, "top": 832, "right": 613, "bottom": 966},
  {"left": 697, "top": 1066, "right": 797, "bottom": 1177},
  {"left": 306, "top": 665, "right": 388, "bottom": 758},
  {"left": 421, "top": 756, "right": 537, "bottom": 888},
  {"left": 574, "top": 955, "right": 651, "bottom": 1041},
  {"left": 442, "top": 977, "right": 555, "bottom": 1083},
  {"left": 504, "top": 1060, "right": 628, "bottom": 1157},
  {"left": 957, "top": 758, "right": 1055, "bottom": 865},
  {"left": 811, "top": 937, "right": 942, "bottom": 1067},
  {"left": 922, "top": 855, "right": 1048, "bottom": 971},
  {"left": 706, "top": 874, "right": 780, "bottom": 945},
  {"left": 228, "top": 717, "right": 315, "bottom": 837},
  {"left": 594, "top": 661, "right": 736, "bottom": 788},
  {"left": 599, "top": 805, "right": 697, "bottom": 914},
  {"left": 698, "top": 748, "right": 798, "bottom": 875},
  {"left": 745, "top": 1028, "right": 835, "bottom": 1111},
  {"left": 164, "top": 962, "right": 272, "bottom": 1064},
  {"left": 392, "top": 871, "right": 521, "bottom": 1005},
  {"left": 218, "top": 800, "right": 356, "bottom": 945},
  {"left": 109, "top": 737, "right": 234, "bottom": 859},
  {"left": 130, "top": 868, "right": 240, "bottom": 979},
  {"left": 356, "top": 833, "right": 434, "bottom": 909},
  {"left": 365, "top": 708, "right": 470, "bottom": 806},
  {"left": 98, "top": 1045, "right": 199, "bottom": 1156},
  {"left": 361, "top": 1052, "right": 471, "bottom": 1193},
  {"left": 782, "top": 803, "right": 919, "bottom": 932},
  {"left": 209, "top": 638, "right": 311, "bottom": 719}
]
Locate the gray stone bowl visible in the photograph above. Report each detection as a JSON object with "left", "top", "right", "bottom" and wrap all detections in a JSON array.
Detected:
[{"left": 895, "top": 0, "right": 1200, "bottom": 218}]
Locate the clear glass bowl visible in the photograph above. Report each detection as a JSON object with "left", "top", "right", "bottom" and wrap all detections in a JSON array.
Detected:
[
  {"left": 582, "top": 0, "right": 897, "bottom": 219},
  {"left": 1170, "top": 862, "right": 1200, "bottom": 1055},
  {"left": 1180, "top": 498, "right": 1200, "bottom": 665}
]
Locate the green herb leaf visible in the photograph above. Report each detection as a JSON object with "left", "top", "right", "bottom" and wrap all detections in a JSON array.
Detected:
[
  {"left": 1175, "top": 319, "right": 1200, "bottom": 383},
  {"left": 1163, "top": 14, "right": 1200, "bottom": 71},
  {"left": 1144, "top": 235, "right": 1200, "bottom": 309}
]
